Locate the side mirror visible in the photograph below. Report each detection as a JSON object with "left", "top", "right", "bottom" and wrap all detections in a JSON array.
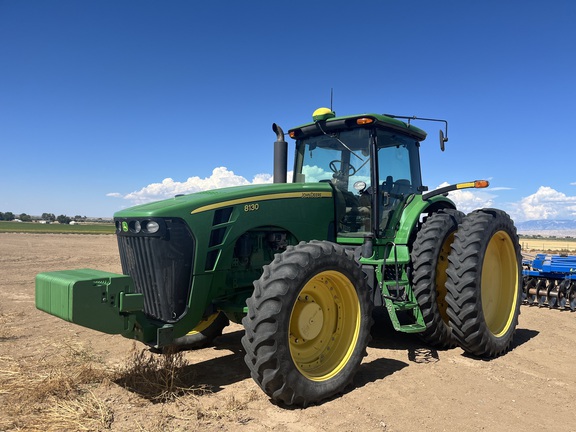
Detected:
[{"left": 439, "top": 129, "right": 448, "bottom": 152}]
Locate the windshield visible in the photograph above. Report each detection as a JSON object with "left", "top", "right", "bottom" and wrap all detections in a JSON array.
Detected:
[
  {"left": 293, "top": 127, "right": 423, "bottom": 237},
  {"left": 294, "top": 128, "right": 372, "bottom": 235},
  {"left": 295, "top": 128, "right": 371, "bottom": 193}
]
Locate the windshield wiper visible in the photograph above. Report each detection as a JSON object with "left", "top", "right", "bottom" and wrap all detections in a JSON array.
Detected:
[{"left": 317, "top": 122, "right": 364, "bottom": 161}]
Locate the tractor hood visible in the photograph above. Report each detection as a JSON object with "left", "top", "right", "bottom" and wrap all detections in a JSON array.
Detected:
[{"left": 113, "top": 182, "right": 334, "bottom": 220}]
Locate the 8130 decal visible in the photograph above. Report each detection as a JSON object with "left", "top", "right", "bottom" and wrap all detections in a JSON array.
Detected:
[{"left": 244, "top": 203, "right": 260, "bottom": 212}]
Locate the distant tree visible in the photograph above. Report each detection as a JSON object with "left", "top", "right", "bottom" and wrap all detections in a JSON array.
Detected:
[
  {"left": 0, "top": 212, "right": 4, "bottom": 220},
  {"left": 41, "top": 213, "right": 56, "bottom": 222},
  {"left": 57, "top": 214, "right": 71, "bottom": 224},
  {"left": 3, "top": 212, "right": 14, "bottom": 221},
  {"left": 19, "top": 213, "right": 32, "bottom": 222}
]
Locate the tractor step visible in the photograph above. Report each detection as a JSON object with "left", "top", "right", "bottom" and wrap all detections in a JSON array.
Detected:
[
  {"left": 393, "top": 322, "right": 426, "bottom": 333},
  {"left": 383, "top": 299, "right": 426, "bottom": 333},
  {"left": 391, "top": 301, "right": 419, "bottom": 311}
]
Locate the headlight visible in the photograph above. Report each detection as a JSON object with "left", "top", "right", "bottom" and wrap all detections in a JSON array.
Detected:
[
  {"left": 115, "top": 218, "right": 164, "bottom": 236},
  {"left": 129, "top": 220, "right": 142, "bottom": 233},
  {"left": 143, "top": 220, "right": 160, "bottom": 234}
]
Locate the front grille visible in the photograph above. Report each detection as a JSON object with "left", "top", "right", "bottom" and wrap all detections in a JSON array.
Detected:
[{"left": 116, "top": 218, "right": 194, "bottom": 323}]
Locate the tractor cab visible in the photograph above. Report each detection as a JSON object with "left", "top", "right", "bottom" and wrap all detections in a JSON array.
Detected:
[{"left": 289, "top": 108, "right": 427, "bottom": 239}]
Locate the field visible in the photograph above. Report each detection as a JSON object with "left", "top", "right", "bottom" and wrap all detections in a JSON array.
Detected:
[
  {"left": 0, "top": 221, "right": 115, "bottom": 234},
  {"left": 519, "top": 236, "right": 576, "bottom": 253},
  {"left": 1, "top": 233, "right": 575, "bottom": 431},
  {"left": 3, "top": 221, "right": 576, "bottom": 253}
]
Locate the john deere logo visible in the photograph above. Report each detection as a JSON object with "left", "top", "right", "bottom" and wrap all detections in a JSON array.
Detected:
[{"left": 122, "top": 221, "right": 128, "bottom": 232}]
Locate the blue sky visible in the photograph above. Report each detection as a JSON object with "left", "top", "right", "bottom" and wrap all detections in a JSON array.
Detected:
[{"left": 1, "top": 1, "right": 575, "bottom": 221}]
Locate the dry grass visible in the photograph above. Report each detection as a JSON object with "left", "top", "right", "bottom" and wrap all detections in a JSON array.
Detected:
[
  {"left": 0, "top": 307, "right": 16, "bottom": 341},
  {"left": 0, "top": 329, "right": 258, "bottom": 431},
  {"left": 114, "top": 343, "right": 204, "bottom": 403},
  {"left": 0, "top": 340, "right": 113, "bottom": 431},
  {"left": 112, "top": 345, "right": 259, "bottom": 428},
  {"left": 194, "top": 391, "right": 259, "bottom": 425}
]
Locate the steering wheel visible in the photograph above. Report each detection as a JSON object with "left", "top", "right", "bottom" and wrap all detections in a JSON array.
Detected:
[{"left": 329, "top": 160, "right": 357, "bottom": 176}]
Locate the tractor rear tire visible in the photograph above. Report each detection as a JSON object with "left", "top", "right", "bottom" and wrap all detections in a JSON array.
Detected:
[
  {"left": 241, "top": 240, "right": 373, "bottom": 407},
  {"left": 171, "top": 311, "right": 229, "bottom": 350},
  {"left": 411, "top": 209, "right": 464, "bottom": 348},
  {"left": 445, "top": 209, "right": 522, "bottom": 357}
]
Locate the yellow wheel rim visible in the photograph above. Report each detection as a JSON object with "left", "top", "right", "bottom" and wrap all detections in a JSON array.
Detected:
[
  {"left": 186, "top": 312, "right": 221, "bottom": 336},
  {"left": 435, "top": 232, "right": 455, "bottom": 323},
  {"left": 481, "top": 230, "right": 518, "bottom": 337},
  {"left": 289, "top": 270, "right": 361, "bottom": 382}
]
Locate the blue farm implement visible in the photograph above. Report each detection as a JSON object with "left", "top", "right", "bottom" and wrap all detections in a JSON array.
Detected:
[{"left": 522, "top": 254, "right": 576, "bottom": 310}]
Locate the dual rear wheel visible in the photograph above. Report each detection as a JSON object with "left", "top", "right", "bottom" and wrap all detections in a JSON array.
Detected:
[{"left": 412, "top": 208, "right": 522, "bottom": 357}]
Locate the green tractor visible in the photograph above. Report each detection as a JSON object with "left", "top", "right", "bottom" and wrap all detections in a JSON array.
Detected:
[{"left": 36, "top": 108, "right": 522, "bottom": 406}]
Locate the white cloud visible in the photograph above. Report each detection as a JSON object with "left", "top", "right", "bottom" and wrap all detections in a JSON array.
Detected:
[
  {"left": 301, "top": 165, "right": 330, "bottom": 183},
  {"left": 109, "top": 167, "right": 273, "bottom": 205},
  {"left": 109, "top": 168, "right": 576, "bottom": 224},
  {"left": 512, "top": 186, "right": 576, "bottom": 221},
  {"left": 489, "top": 187, "right": 514, "bottom": 191}
]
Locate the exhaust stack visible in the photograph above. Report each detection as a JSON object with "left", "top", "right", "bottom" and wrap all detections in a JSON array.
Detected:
[{"left": 272, "top": 123, "right": 287, "bottom": 183}]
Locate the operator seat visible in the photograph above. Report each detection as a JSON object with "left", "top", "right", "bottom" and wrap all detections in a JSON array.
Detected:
[
  {"left": 391, "top": 179, "right": 412, "bottom": 197},
  {"left": 380, "top": 177, "right": 412, "bottom": 233}
]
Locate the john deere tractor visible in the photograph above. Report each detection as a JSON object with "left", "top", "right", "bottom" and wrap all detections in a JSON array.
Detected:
[{"left": 36, "top": 108, "right": 522, "bottom": 406}]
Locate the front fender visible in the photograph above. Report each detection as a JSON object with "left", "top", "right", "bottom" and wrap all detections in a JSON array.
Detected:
[{"left": 394, "top": 194, "right": 456, "bottom": 245}]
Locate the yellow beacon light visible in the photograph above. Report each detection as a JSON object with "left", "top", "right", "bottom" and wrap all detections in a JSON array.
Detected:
[{"left": 312, "top": 107, "right": 336, "bottom": 122}]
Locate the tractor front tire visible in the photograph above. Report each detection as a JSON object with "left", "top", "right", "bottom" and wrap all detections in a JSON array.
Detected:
[
  {"left": 445, "top": 209, "right": 522, "bottom": 357},
  {"left": 241, "top": 240, "right": 373, "bottom": 407},
  {"left": 411, "top": 209, "right": 464, "bottom": 348},
  {"left": 171, "top": 311, "right": 229, "bottom": 350}
]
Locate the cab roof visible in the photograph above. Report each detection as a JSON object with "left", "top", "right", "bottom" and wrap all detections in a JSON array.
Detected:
[{"left": 288, "top": 111, "right": 428, "bottom": 142}]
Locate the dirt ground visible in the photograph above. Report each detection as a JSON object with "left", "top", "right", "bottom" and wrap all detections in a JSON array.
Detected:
[{"left": 1, "top": 233, "right": 575, "bottom": 432}]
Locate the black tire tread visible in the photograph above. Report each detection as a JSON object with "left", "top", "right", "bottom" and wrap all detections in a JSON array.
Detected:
[
  {"left": 241, "top": 240, "right": 373, "bottom": 407},
  {"left": 445, "top": 209, "right": 522, "bottom": 358},
  {"left": 411, "top": 209, "right": 464, "bottom": 348}
]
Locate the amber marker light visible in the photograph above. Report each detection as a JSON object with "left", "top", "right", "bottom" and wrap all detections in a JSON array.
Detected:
[
  {"left": 474, "top": 180, "right": 490, "bottom": 188},
  {"left": 289, "top": 131, "right": 296, "bottom": 138},
  {"left": 356, "top": 117, "right": 374, "bottom": 125}
]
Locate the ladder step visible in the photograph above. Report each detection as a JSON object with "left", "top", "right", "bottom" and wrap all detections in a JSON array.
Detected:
[
  {"left": 392, "top": 301, "right": 419, "bottom": 311},
  {"left": 383, "top": 301, "right": 426, "bottom": 333},
  {"left": 384, "top": 281, "right": 408, "bottom": 288},
  {"left": 395, "top": 323, "right": 426, "bottom": 333}
]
